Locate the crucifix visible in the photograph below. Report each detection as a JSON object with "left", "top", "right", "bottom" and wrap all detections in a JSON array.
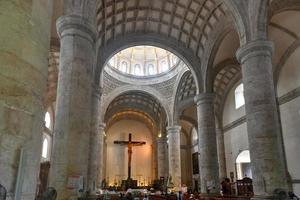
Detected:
[{"left": 114, "top": 133, "right": 146, "bottom": 180}]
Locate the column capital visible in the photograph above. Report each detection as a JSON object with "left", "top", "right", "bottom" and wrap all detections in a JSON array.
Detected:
[
  {"left": 166, "top": 125, "right": 181, "bottom": 133},
  {"left": 194, "top": 93, "right": 215, "bottom": 106},
  {"left": 56, "top": 15, "right": 96, "bottom": 44},
  {"left": 157, "top": 137, "right": 168, "bottom": 143},
  {"left": 236, "top": 40, "right": 274, "bottom": 64}
]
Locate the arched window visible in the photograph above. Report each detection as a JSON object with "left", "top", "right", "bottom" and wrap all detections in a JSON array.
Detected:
[
  {"left": 42, "top": 138, "right": 49, "bottom": 159},
  {"left": 134, "top": 64, "right": 142, "bottom": 76},
  {"left": 45, "top": 112, "right": 51, "bottom": 129},
  {"left": 148, "top": 64, "right": 155, "bottom": 75},
  {"left": 191, "top": 127, "right": 198, "bottom": 145},
  {"left": 160, "top": 61, "right": 168, "bottom": 72},
  {"left": 120, "top": 61, "right": 128, "bottom": 73},
  {"left": 235, "top": 83, "right": 245, "bottom": 109}
]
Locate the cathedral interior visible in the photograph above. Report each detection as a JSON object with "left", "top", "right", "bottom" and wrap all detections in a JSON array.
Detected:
[{"left": 0, "top": 0, "right": 300, "bottom": 199}]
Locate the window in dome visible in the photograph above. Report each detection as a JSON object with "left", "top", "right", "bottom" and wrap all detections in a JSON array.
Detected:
[
  {"left": 134, "top": 64, "right": 142, "bottom": 76},
  {"left": 42, "top": 138, "right": 49, "bottom": 159},
  {"left": 109, "top": 57, "right": 115, "bottom": 66},
  {"left": 235, "top": 83, "right": 245, "bottom": 109},
  {"left": 172, "top": 55, "right": 178, "bottom": 65},
  {"left": 120, "top": 61, "right": 128, "bottom": 73},
  {"left": 160, "top": 60, "right": 168, "bottom": 72},
  {"left": 45, "top": 112, "right": 51, "bottom": 129},
  {"left": 148, "top": 64, "right": 155, "bottom": 75}
]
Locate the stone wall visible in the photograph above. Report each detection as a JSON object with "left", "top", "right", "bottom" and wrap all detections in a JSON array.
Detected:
[{"left": 0, "top": 1, "right": 53, "bottom": 199}]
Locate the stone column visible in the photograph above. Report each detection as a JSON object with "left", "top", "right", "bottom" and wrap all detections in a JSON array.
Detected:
[
  {"left": 98, "top": 123, "right": 106, "bottom": 186},
  {"left": 236, "top": 40, "right": 289, "bottom": 198},
  {"left": 87, "top": 86, "right": 102, "bottom": 192},
  {"left": 0, "top": 1, "right": 52, "bottom": 199},
  {"left": 152, "top": 141, "right": 158, "bottom": 180},
  {"left": 167, "top": 126, "right": 181, "bottom": 189},
  {"left": 102, "top": 136, "right": 108, "bottom": 183},
  {"left": 157, "top": 137, "right": 168, "bottom": 179},
  {"left": 216, "top": 123, "right": 227, "bottom": 180},
  {"left": 49, "top": 11, "right": 97, "bottom": 199},
  {"left": 194, "top": 94, "right": 219, "bottom": 194}
]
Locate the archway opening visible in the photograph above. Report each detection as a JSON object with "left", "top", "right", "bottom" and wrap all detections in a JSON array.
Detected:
[{"left": 236, "top": 150, "right": 252, "bottom": 180}]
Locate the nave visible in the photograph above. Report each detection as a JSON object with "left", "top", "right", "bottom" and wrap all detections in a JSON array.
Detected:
[{"left": 1, "top": 0, "right": 300, "bottom": 200}]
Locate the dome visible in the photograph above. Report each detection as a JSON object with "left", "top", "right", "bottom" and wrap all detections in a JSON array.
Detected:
[{"left": 107, "top": 46, "right": 179, "bottom": 77}]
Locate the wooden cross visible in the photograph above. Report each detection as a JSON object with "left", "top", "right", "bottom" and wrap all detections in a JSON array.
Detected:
[{"left": 114, "top": 133, "right": 146, "bottom": 180}]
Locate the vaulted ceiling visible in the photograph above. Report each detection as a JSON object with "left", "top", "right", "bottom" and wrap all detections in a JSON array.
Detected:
[
  {"left": 104, "top": 91, "right": 167, "bottom": 131},
  {"left": 96, "top": 0, "right": 230, "bottom": 58}
]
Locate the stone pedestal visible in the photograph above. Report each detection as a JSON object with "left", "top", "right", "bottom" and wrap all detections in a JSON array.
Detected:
[
  {"left": 157, "top": 137, "right": 168, "bottom": 179},
  {"left": 0, "top": 1, "right": 52, "bottom": 199},
  {"left": 87, "top": 86, "right": 102, "bottom": 193},
  {"left": 236, "top": 40, "right": 289, "bottom": 198},
  {"left": 49, "top": 14, "right": 96, "bottom": 199},
  {"left": 167, "top": 126, "right": 181, "bottom": 189},
  {"left": 194, "top": 94, "right": 220, "bottom": 194}
]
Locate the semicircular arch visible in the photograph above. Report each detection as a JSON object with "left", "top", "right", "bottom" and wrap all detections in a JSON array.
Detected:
[
  {"left": 101, "top": 85, "right": 172, "bottom": 125},
  {"left": 96, "top": 33, "right": 202, "bottom": 93}
]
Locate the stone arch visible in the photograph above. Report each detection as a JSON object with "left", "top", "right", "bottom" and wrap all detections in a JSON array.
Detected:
[
  {"left": 202, "top": 23, "right": 238, "bottom": 93},
  {"left": 274, "top": 39, "right": 300, "bottom": 87},
  {"left": 95, "top": 33, "right": 202, "bottom": 93},
  {"left": 101, "top": 85, "right": 172, "bottom": 125},
  {"left": 269, "top": 0, "right": 300, "bottom": 17},
  {"left": 220, "top": 0, "right": 248, "bottom": 45}
]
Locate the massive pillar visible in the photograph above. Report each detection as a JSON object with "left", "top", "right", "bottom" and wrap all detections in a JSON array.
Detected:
[
  {"left": 216, "top": 121, "right": 227, "bottom": 180},
  {"left": 49, "top": 1, "right": 97, "bottom": 198},
  {"left": 236, "top": 40, "right": 289, "bottom": 198},
  {"left": 98, "top": 123, "right": 106, "bottom": 186},
  {"left": 167, "top": 126, "right": 181, "bottom": 189},
  {"left": 194, "top": 94, "right": 219, "bottom": 194},
  {"left": 157, "top": 137, "right": 168, "bottom": 179},
  {"left": 87, "top": 86, "right": 102, "bottom": 192},
  {"left": 0, "top": 1, "right": 52, "bottom": 199}
]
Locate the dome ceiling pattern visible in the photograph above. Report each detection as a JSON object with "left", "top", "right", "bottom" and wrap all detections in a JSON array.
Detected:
[
  {"left": 97, "top": 0, "right": 228, "bottom": 57},
  {"left": 108, "top": 46, "right": 179, "bottom": 77}
]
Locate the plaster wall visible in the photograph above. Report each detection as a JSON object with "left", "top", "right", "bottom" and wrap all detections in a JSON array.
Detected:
[
  {"left": 223, "top": 123, "right": 248, "bottom": 180},
  {"left": 277, "top": 47, "right": 300, "bottom": 196},
  {"left": 223, "top": 82, "right": 248, "bottom": 180},
  {"left": 0, "top": 1, "right": 52, "bottom": 199},
  {"left": 222, "top": 82, "right": 245, "bottom": 126},
  {"left": 105, "top": 119, "right": 153, "bottom": 186}
]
